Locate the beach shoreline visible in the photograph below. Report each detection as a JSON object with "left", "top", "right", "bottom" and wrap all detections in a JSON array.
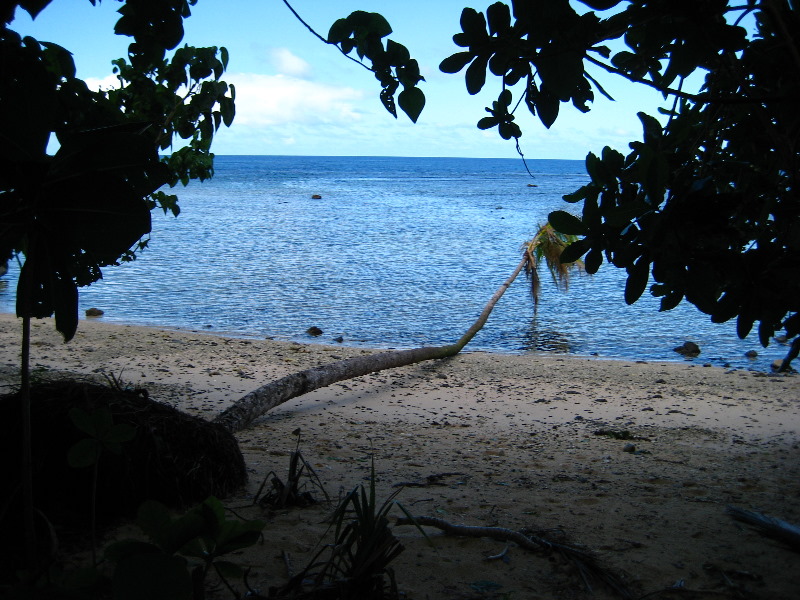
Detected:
[{"left": 2, "top": 312, "right": 799, "bottom": 598}]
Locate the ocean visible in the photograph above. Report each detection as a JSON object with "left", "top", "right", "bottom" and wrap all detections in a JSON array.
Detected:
[{"left": 0, "top": 155, "right": 787, "bottom": 371}]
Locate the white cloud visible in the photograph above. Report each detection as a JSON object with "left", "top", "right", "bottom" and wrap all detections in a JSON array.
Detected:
[
  {"left": 227, "top": 73, "right": 364, "bottom": 127},
  {"left": 84, "top": 74, "right": 120, "bottom": 91},
  {"left": 269, "top": 48, "right": 312, "bottom": 78}
]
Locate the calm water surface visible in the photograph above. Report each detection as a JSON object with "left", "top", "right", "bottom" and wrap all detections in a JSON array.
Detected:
[{"left": 0, "top": 155, "right": 786, "bottom": 371}]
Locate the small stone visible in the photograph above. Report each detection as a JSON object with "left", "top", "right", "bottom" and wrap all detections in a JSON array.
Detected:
[
  {"left": 744, "top": 350, "right": 758, "bottom": 358},
  {"left": 623, "top": 443, "right": 636, "bottom": 453},
  {"left": 673, "top": 341, "right": 700, "bottom": 357},
  {"left": 333, "top": 336, "right": 344, "bottom": 343},
  {"left": 85, "top": 307, "right": 104, "bottom": 317},
  {"left": 306, "top": 326, "right": 323, "bottom": 336},
  {"left": 311, "top": 194, "right": 322, "bottom": 199}
]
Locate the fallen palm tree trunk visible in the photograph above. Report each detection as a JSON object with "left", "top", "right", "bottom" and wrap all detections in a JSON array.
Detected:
[
  {"left": 727, "top": 506, "right": 800, "bottom": 552},
  {"left": 213, "top": 255, "right": 527, "bottom": 433},
  {"left": 395, "top": 515, "right": 634, "bottom": 599},
  {"left": 213, "top": 225, "right": 585, "bottom": 434}
]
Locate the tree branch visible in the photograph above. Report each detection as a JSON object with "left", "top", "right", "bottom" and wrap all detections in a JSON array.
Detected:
[
  {"left": 281, "top": 0, "right": 375, "bottom": 74},
  {"left": 585, "top": 55, "right": 794, "bottom": 105}
]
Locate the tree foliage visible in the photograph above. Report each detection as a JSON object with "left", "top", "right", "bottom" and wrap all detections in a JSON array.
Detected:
[
  {"left": 327, "top": 10, "right": 426, "bottom": 123},
  {"left": 0, "top": 0, "right": 234, "bottom": 341},
  {"left": 436, "top": 0, "right": 799, "bottom": 348}
]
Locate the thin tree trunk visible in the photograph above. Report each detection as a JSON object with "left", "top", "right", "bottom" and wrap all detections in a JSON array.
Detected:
[
  {"left": 213, "top": 255, "right": 527, "bottom": 433},
  {"left": 21, "top": 314, "right": 36, "bottom": 567}
]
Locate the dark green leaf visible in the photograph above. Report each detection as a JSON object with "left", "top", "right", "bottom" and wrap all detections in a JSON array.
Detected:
[
  {"left": 559, "top": 239, "right": 589, "bottom": 264},
  {"left": 40, "top": 41, "right": 76, "bottom": 79},
  {"left": 585, "top": 248, "right": 603, "bottom": 274},
  {"left": 636, "top": 144, "right": 668, "bottom": 201},
  {"left": 53, "top": 272, "right": 79, "bottom": 341},
  {"left": 67, "top": 438, "right": 101, "bottom": 468},
  {"left": 439, "top": 52, "right": 474, "bottom": 74},
  {"left": 659, "top": 290, "right": 683, "bottom": 312},
  {"left": 465, "top": 54, "right": 488, "bottom": 95},
  {"left": 398, "top": 86, "right": 425, "bottom": 123},
  {"left": 498, "top": 121, "right": 521, "bottom": 139},
  {"left": 529, "top": 84, "right": 559, "bottom": 129},
  {"left": 624, "top": 256, "right": 650, "bottom": 305},
  {"left": 477, "top": 116, "right": 499, "bottom": 129},
  {"left": 638, "top": 111, "right": 662, "bottom": 143},
  {"left": 158, "top": 511, "right": 208, "bottom": 555},
  {"left": 460, "top": 8, "right": 488, "bottom": 38},
  {"left": 736, "top": 312, "right": 755, "bottom": 340},
  {"left": 563, "top": 184, "right": 596, "bottom": 204},
  {"left": 486, "top": 2, "right": 511, "bottom": 35},
  {"left": 136, "top": 500, "right": 174, "bottom": 544},
  {"left": 327, "top": 18, "right": 351, "bottom": 43},
  {"left": 68, "top": 407, "right": 98, "bottom": 436},
  {"left": 366, "top": 12, "right": 393, "bottom": 38},
  {"left": 758, "top": 319, "right": 774, "bottom": 347},
  {"left": 385, "top": 39, "right": 410, "bottom": 66},
  {"left": 106, "top": 423, "right": 137, "bottom": 444},
  {"left": 548, "top": 210, "right": 587, "bottom": 235},
  {"left": 535, "top": 47, "right": 583, "bottom": 101}
]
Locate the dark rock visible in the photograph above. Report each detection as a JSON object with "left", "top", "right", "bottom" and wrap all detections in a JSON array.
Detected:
[
  {"left": 333, "top": 336, "right": 344, "bottom": 343},
  {"left": 306, "top": 326, "right": 323, "bottom": 336},
  {"left": 745, "top": 350, "right": 758, "bottom": 358},
  {"left": 673, "top": 341, "right": 700, "bottom": 357},
  {"left": 85, "top": 307, "right": 104, "bottom": 317},
  {"left": 311, "top": 194, "right": 322, "bottom": 199}
]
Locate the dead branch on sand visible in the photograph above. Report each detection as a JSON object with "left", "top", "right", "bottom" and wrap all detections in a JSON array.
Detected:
[{"left": 395, "top": 515, "right": 634, "bottom": 599}]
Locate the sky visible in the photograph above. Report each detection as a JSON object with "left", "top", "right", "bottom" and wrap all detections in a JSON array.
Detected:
[{"left": 10, "top": 0, "right": 671, "bottom": 159}]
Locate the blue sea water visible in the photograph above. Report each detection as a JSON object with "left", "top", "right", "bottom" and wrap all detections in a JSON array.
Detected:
[{"left": 0, "top": 155, "right": 787, "bottom": 370}]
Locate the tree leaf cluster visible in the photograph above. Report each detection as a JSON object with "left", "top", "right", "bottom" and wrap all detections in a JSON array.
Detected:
[
  {"left": 439, "top": 0, "right": 799, "bottom": 348},
  {"left": 106, "top": 497, "right": 264, "bottom": 600},
  {"left": 328, "top": 11, "right": 426, "bottom": 122},
  {"left": 67, "top": 406, "right": 137, "bottom": 468},
  {"left": 1, "top": 0, "right": 234, "bottom": 340}
]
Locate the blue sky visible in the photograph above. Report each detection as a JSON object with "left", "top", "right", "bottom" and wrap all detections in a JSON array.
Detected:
[{"left": 11, "top": 0, "right": 670, "bottom": 159}]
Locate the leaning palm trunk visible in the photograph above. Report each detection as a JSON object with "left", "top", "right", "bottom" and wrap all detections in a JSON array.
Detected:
[
  {"left": 213, "top": 255, "right": 528, "bottom": 433},
  {"left": 214, "top": 224, "right": 586, "bottom": 434}
]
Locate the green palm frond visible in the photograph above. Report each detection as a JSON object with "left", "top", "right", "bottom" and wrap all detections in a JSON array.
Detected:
[{"left": 522, "top": 222, "right": 585, "bottom": 307}]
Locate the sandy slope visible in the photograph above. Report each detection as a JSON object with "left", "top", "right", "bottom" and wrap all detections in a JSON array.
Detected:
[{"left": 2, "top": 313, "right": 799, "bottom": 599}]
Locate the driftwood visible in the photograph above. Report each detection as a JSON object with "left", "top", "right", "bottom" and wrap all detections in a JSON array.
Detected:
[
  {"left": 395, "top": 515, "right": 634, "bottom": 599},
  {"left": 726, "top": 505, "right": 800, "bottom": 552},
  {"left": 212, "top": 255, "right": 527, "bottom": 433}
]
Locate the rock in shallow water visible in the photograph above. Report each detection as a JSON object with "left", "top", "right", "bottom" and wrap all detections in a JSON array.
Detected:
[{"left": 674, "top": 341, "right": 701, "bottom": 357}]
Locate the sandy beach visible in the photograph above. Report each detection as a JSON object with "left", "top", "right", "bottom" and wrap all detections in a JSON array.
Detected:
[{"left": 2, "top": 312, "right": 799, "bottom": 599}]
